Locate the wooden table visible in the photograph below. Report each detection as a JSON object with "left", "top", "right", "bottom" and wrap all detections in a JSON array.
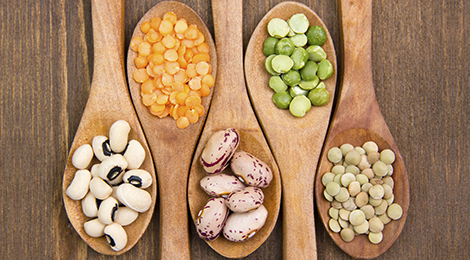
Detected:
[{"left": 1, "top": 0, "right": 466, "bottom": 259}]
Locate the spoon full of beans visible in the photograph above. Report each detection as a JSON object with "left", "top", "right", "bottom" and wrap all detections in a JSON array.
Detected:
[
  {"left": 126, "top": 1, "right": 217, "bottom": 259},
  {"left": 314, "top": 0, "right": 409, "bottom": 258},
  {"left": 244, "top": 2, "right": 337, "bottom": 259},
  {"left": 62, "top": 0, "right": 157, "bottom": 255},
  {"left": 187, "top": 0, "right": 281, "bottom": 258}
]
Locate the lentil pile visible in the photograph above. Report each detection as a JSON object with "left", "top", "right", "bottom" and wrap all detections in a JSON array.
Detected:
[
  {"left": 321, "top": 141, "right": 403, "bottom": 244},
  {"left": 130, "top": 12, "right": 215, "bottom": 129},
  {"left": 65, "top": 120, "right": 153, "bottom": 251},
  {"left": 263, "top": 13, "right": 334, "bottom": 117}
]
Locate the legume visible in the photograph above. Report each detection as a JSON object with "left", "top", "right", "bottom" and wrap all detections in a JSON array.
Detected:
[
  {"left": 131, "top": 12, "right": 214, "bottom": 129},
  {"left": 263, "top": 14, "right": 334, "bottom": 117},
  {"left": 321, "top": 141, "right": 403, "bottom": 244}
]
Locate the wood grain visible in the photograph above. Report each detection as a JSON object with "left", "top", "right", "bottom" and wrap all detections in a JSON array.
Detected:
[{"left": 1, "top": 0, "right": 468, "bottom": 259}]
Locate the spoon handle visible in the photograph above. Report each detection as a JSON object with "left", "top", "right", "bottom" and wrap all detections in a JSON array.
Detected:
[
  {"left": 334, "top": 0, "right": 382, "bottom": 132},
  {"left": 90, "top": 0, "right": 126, "bottom": 96}
]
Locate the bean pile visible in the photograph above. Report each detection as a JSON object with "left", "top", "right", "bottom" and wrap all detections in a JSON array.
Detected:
[
  {"left": 321, "top": 141, "right": 403, "bottom": 244},
  {"left": 196, "top": 128, "right": 273, "bottom": 242},
  {"left": 263, "top": 13, "right": 334, "bottom": 117},
  {"left": 130, "top": 12, "right": 215, "bottom": 129},
  {"left": 66, "top": 120, "right": 153, "bottom": 251}
]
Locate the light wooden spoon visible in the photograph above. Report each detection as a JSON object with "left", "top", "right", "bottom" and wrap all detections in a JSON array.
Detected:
[
  {"left": 187, "top": 0, "right": 281, "bottom": 258},
  {"left": 314, "top": 0, "right": 410, "bottom": 259},
  {"left": 244, "top": 2, "right": 337, "bottom": 259},
  {"left": 62, "top": 0, "right": 157, "bottom": 255},
  {"left": 126, "top": 1, "right": 217, "bottom": 259}
]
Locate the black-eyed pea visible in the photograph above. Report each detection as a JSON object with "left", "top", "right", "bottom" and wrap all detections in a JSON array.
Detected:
[
  {"left": 230, "top": 151, "right": 273, "bottom": 188},
  {"left": 199, "top": 173, "right": 245, "bottom": 198},
  {"left": 196, "top": 197, "right": 229, "bottom": 241},
  {"left": 355, "top": 191, "right": 369, "bottom": 208},
  {"left": 66, "top": 169, "right": 91, "bottom": 200},
  {"left": 90, "top": 164, "right": 100, "bottom": 178},
  {"left": 225, "top": 186, "right": 264, "bottom": 213},
  {"left": 104, "top": 223, "right": 128, "bottom": 251},
  {"left": 123, "top": 169, "right": 153, "bottom": 189},
  {"left": 72, "top": 144, "right": 94, "bottom": 170},
  {"left": 340, "top": 227, "right": 355, "bottom": 242},
  {"left": 82, "top": 192, "right": 99, "bottom": 218},
  {"left": 115, "top": 207, "right": 139, "bottom": 226},
  {"left": 92, "top": 135, "right": 113, "bottom": 162},
  {"left": 98, "top": 197, "right": 119, "bottom": 225},
  {"left": 368, "top": 216, "right": 384, "bottom": 233},
  {"left": 223, "top": 205, "right": 268, "bottom": 242},
  {"left": 98, "top": 154, "right": 128, "bottom": 185},
  {"left": 89, "top": 177, "right": 113, "bottom": 200},
  {"left": 84, "top": 218, "right": 106, "bottom": 238},
  {"left": 200, "top": 128, "right": 239, "bottom": 174},
  {"left": 116, "top": 183, "right": 152, "bottom": 213},
  {"left": 109, "top": 120, "right": 131, "bottom": 153},
  {"left": 123, "top": 140, "right": 146, "bottom": 169}
]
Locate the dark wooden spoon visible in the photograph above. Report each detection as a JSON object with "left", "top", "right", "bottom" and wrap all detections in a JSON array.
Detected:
[
  {"left": 187, "top": 0, "right": 281, "bottom": 258},
  {"left": 245, "top": 2, "right": 337, "bottom": 259},
  {"left": 62, "top": 0, "right": 157, "bottom": 255},
  {"left": 314, "top": 0, "right": 410, "bottom": 259},
  {"left": 126, "top": 1, "right": 217, "bottom": 259}
]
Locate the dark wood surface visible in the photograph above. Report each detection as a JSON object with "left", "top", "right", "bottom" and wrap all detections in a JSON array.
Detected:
[{"left": 1, "top": 0, "right": 466, "bottom": 259}]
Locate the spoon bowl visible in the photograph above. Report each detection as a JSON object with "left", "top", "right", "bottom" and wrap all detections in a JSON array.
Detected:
[
  {"left": 126, "top": 1, "right": 217, "bottom": 259},
  {"left": 187, "top": 0, "right": 281, "bottom": 258},
  {"left": 62, "top": 0, "right": 156, "bottom": 255},
  {"left": 314, "top": 0, "right": 409, "bottom": 258},
  {"left": 245, "top": 2, "right": 337, "bottom": 258}
]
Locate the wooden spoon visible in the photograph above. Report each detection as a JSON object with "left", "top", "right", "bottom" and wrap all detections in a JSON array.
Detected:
[
  {"left": 244, "top": 2, "right": 337, "bottom": 259},
  {"left": 314, "top": 0, "right": 410, "bottom": 259},
  {"left": 187, "top": 0, "right": 281, "bottom": 258},
  {"left": 62, "top": 0, "right": 157, "bottom": 255},
  {"left": 126, "top": 1, "right": 217, "bottom": 259}
]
